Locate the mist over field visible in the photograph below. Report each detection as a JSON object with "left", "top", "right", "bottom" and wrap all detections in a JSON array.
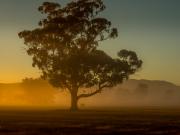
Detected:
[
  {"left": 0, "top": 79, "right": 69, "bottom": 108},
  {"left": 0, "top": 79, "right": 180, "bottom": 109},
  {"left": 85, "top": 80, "right": 180, "bottom": 108}
]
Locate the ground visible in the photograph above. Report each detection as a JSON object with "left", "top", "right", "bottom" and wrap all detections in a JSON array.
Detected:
[{"left": 0, "top": 107, "right": 180, "bottom": 135}]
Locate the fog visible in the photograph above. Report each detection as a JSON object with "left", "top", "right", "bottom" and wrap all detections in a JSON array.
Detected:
[
  {"left": 0, "top": 79, "right": 180, "bottom": 109},
  {"left": 82, "top": 80, "right": 180, "bottom": 108},
  {"left": 0, "top": 80, "right": 69, "bottom": 109}
]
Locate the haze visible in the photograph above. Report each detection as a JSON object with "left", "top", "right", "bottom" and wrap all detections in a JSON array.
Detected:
[{"left": 0, "top": 79, "right": 179, "bottom": 109}]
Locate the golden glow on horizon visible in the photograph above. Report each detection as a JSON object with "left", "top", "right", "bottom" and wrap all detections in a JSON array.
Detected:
[
  {"left": 0, "top": 70, "right": 40, "bottom": 83},
  {"left": 0, "top": 83, "right": 69, "bottom": 107},
  {"left": 0, "top": 81, "right": 180, "bottom": 107}
]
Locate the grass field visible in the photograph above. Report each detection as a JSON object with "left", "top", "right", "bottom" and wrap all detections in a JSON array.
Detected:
[{"left": 0, "top": 107, "right": 180, "bottom": 135}]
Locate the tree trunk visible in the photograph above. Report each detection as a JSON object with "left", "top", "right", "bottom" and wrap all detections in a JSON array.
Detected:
[{"left": 70, "top": 89, "right": 78, "bottom": 111}]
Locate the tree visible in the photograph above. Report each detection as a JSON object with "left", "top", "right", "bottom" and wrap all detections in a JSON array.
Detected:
[{"left": 18, "top": 0, "right": 142, "bottom": 111}]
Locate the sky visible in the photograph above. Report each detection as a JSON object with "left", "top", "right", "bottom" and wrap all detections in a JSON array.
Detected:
[{"left": 0, "top": 0, "right": 179, "bottom": 85}]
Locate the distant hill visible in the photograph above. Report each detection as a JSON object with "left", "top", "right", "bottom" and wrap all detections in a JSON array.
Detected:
[
  {"left": 83, "top": 79, "right": 180, "bottom": 107},
  {"left": 0, "top": 79, "right": 180, "bottom": 108}
]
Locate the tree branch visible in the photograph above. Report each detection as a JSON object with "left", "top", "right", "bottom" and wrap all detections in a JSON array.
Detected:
[
  {"left": 77, "top": 88, "right": 102, "bottom": 100},
  {"left": 77, "top": 83, "right": 112, "bottom": 100}
]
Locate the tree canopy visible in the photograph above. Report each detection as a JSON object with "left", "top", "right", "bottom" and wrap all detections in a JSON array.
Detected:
[{"left": 19, "top": 0, "right": 142, "bottom": 111}]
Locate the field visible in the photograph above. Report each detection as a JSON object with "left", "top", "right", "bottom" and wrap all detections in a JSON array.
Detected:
[{"left": 0, "top": 107, "right": 180, "bottom": 135}]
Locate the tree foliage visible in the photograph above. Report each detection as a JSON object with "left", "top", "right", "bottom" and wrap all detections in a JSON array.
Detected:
[{"left": 19, "top": 0, "right": 142, "bottom": 110}]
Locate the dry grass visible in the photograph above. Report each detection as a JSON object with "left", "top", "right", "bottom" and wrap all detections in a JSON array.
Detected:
[{"left": 0, "top": 107, "right": 180, "bottom": 135}]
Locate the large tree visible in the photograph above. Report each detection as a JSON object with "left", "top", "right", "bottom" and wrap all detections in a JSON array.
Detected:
[{"left": 18, "top": 0, "right": 142, "bottom": 111}]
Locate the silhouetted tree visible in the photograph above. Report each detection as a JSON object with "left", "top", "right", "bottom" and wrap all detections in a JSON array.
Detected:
[{"left": 18, "top": 0, "right": 142, "bottom": 111}]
